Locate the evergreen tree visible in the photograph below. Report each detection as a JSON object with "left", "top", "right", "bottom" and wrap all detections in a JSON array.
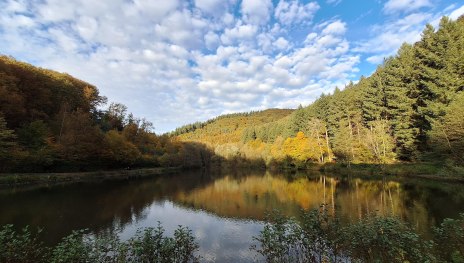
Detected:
[
  {"left": 362, "top": 70, "right": 387, "bottom": 122},
  {"left": 382, "top": 44, "right": 420, "bottom": 160}
]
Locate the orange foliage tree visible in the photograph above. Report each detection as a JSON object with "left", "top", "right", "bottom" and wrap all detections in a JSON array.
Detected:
[{"left": 283, "top": 132, "right": 322, "bottom": 163}]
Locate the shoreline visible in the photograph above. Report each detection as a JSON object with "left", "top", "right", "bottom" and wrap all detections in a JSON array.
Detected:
[
  {"left": 318, "top": 163, "right": 464, "bottom": 183},
  {"left": 1, "top": 162, "right": 463, "bottom": 188},
  {"left": 0, "top": 167, "right": 182, "bottom": 188}
]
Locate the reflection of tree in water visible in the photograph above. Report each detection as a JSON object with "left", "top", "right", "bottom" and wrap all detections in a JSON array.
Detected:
[
  {"left": 169, "top": 171, "right": 464, "bottom": 237},
  {"left": 171, "top": 172, "right": 391, "bottom": 221},
  {"left": 0, "top": 170, "right": 222, "bottom": 244},
  {"left": 1, "top": 170, "right": 463, "bottom": 244},
  {"left": 0, "top": 179, "right": 164, "bottom": 244}
]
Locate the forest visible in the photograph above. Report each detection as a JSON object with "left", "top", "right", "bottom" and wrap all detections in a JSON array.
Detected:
[
  {"left": 175, "top": 16, "right": 464, "bottom": 171},
  {"left": 0, "top": 55, "right": 205, "bottom": 172},
  {"left": 0, "top": 16, "right": 463, "bottom": 174}
]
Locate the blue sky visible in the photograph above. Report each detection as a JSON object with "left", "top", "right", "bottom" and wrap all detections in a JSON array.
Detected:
[{"left": 1, "top": 0, "right": 463, "bottom": 133}]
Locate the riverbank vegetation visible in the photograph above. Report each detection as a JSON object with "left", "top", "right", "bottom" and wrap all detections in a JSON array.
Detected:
[
  {"left": 0, "top": 167, "right": 180, "bottom": 187},
  {"left": 0, "top": 223, "right": 200, "bottom": 263},
  {"left": 253, "top": 208, "right": 464, "bottom": 263}
]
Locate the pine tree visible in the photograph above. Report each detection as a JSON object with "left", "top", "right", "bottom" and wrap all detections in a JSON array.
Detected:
[
  {"left": 382, "top": 44, "right": 420, "bottom": 160},
  {"left": 362, "top": 70, "right": 388, "bottom": 123},
  {"left": 414, "top": 17, "right": 464, "bottom": 152}
]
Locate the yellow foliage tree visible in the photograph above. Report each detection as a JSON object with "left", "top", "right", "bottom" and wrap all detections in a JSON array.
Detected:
[{"left": 283, "top": 132, "right": 321, "bottom": 162}]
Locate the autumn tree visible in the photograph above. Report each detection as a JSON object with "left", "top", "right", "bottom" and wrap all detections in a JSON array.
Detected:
[
  {"left": 283, "top": 132, "right": 322, "bottom": 165},
  {"left": 56, "top": 110, "right": 106, "bottom": 163},
  {"left": 105, "top": 130, "right": 140, "bottom": 165},
  {"left": 364, "top": 120, "right": 396, "bottom": 163},
  {"left": 305, "top": 118, "right": 333, "bottom": 162}
]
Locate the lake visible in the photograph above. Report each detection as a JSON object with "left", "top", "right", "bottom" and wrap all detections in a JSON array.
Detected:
[{"left": 1, "top": 170, "right": 463, "bottom": 262}]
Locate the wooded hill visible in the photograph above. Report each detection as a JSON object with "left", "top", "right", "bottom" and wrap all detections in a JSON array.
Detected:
[
  {"left": 0, "top": 56, "right": 192, "bottom": 172},
  {"left": 175, "top": 16, "right": 464, "bottom": 168},
  {"left": 173, "top": 109, "right": 294, "bottom": 144}
]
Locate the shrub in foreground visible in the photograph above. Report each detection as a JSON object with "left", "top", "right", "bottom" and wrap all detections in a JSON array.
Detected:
[
  {"left": 252, "top": 208, "right": 464, "bottom": 263},
  {"left": 433, "top": 213, "right": 464, "bottom": 263},
  {"left": 0, "top": 224, "right": 48, "bottom": 263},
  {"left": 0, "top": 223, "right": 199, "bottom": 263}
]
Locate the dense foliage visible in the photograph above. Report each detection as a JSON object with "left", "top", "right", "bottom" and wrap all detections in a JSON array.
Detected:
[
  {"left": 252, "top": 208, "right": 464, "bottom": 263},
  {"left": 176, "top": 16, "right": 464, "bottom": 169},
  {"left": 170, "top": 110, "right": 293, "bottom": 137},
  {"left": 0, "top": 223, "right": 199, "bottom": 263},
  {"left": 0, "top": 56, "right": 209, "bottom": 172}
]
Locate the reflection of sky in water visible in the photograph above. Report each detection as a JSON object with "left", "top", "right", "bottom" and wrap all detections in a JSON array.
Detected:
[{"left": 118, "top": 200, "right": 264, "bottom": 263}]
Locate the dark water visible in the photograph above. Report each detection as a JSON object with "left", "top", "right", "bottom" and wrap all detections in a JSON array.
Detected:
[{"left": 1, "top": 170, "right": 464, "bottom": 262}]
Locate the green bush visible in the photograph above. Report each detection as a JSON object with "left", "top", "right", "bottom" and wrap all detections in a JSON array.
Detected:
[
  {"left": 433, "top": 213, "right": 464, "bottom": 263},
  {"left": 0, "top": 224, "right": 49, "bottom": 263},
  {"left": 251, "top": 208, "right": 345, "bottom": 263},
  {"left": 252, "top": 208, "right": 446, "bottom": 263},
  {"left": 126, "top": 224, "right": 199, "bottom": 263},
  {"left": 345, "top": 215, "right": 435, "bottom": 263},
  {"left": 0, "top": 223, "right": 199, "bottom": 263}
]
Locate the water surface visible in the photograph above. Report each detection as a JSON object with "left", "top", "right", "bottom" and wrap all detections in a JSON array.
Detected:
[{"left": 1, "top": 170, "right": 463, "bottom": 262}]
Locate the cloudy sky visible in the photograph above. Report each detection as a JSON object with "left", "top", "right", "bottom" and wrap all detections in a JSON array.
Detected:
[{"left": 1, "top": 0, "right": 463, "bottom": 133}]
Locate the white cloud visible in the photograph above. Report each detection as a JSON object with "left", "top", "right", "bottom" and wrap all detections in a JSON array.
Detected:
[
  {"left": 355, "top": 12, "right": 433, "bottom": 63},
  {"left": 204, "top": 31, "right": 220, "bottom": 50},
  {"left": 153, "top": 10, "right": 209, "bottom": 49},
  {"left": 358, "top": 4, "right": 464, "bottom": 66},
  {"left": 74, "top": 16, "right": 98, "bottom": 41},
  {"left": 37, "top": 0, "right": 77, "bottom": 22},
  {"left": 366, "top": 54, "right": 387, "bottom": 64},
  {"left": 220, "top": 23, "right": 257, "bottom": 45},
  {"left": 222, "top": 12, "right": 235, "bottom": 25},
  {"left": 195, "top": 0, "right": 225, "bottom": 15},
  {"left": 241, "top": 0, "right": 273, "bottom": 25},
  {"left": 449, "top": 5, "right": 464, "bottom": 20},
  {"left": 48, "top": 27, "right": 80, "bottom": 52},
  {"left": 326, "top": 0, "right": 342, "bottom": 5},
  {"left": 274, "top": 0, "right": 319, "bottom": 26},
  {"left": 0, "top": 0, "right": 362, "bottom": 132},
  {"left": 383, "top": 0, "right": 432, "bottom": 14},
  {"left": 274, "top": 37, "right": 290, "bottom": 50},
  {"left": 322, "top": 20, "right": 346, "bottom": 35},
  {"left": 132, "top": 0, "right": 179, "bottom": 20}
]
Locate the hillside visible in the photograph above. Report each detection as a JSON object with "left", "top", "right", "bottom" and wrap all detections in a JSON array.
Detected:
[
  {"left": 173, "top": 16, "right": 464, "bottom": 169},
  {"left": 174, "top": 109, "right": 294, "bottom": 145},
  {"left": 0, "top": 55, "right": 102, "bottom": 130},
  {"left": 0, "top": 56, "right": 184, "bottom": 172}
]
